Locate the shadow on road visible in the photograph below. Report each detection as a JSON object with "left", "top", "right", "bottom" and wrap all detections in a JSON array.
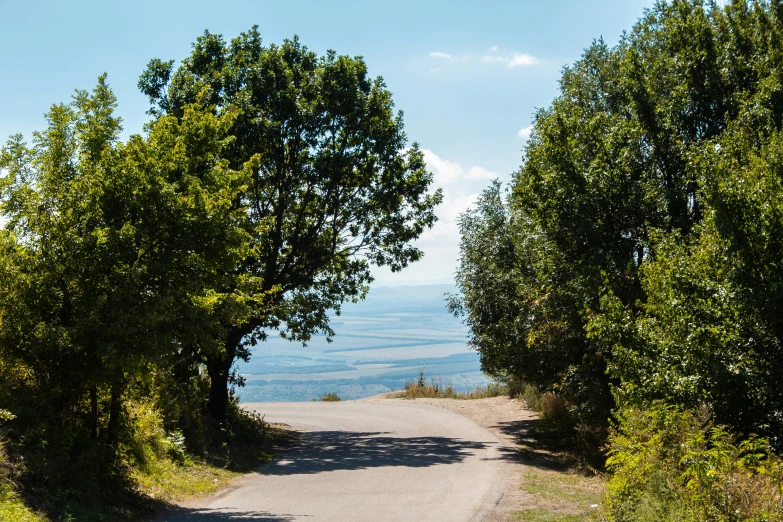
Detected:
[
  {"left": 264, "top": 430, "right": 492, "bottom": 475},
  {"left": 160, "top": 509, "right": 298, "bottom": 521}
]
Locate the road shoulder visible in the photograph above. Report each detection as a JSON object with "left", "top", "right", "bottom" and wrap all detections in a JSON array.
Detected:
[{"left": 364, "top": 395, "right": 604, "bottom": 521}]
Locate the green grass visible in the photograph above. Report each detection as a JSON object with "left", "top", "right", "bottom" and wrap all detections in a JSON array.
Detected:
[
  {"left": 131, "top": 422, "right": 294, "bottom": 506},
  {"left": 514, "top": 508, "right": 595, "bottom": 522},
  {"left": 509, "top": 390, "right": 605, "bottom": 522},
  {"left": 1, "top": 422, "right": 295, "bottom": 521},
  {"left": 513, "top": 468, "right": 604, "bottom": 521},
  {"left": 520, "top": 469, "right": 603, "bottom": 505},
  {"left": 0, "top": 487, "right": 48, "bottom": 522},
  {"left": 131, "top": 455, "right": 244, "bottom": 502}
]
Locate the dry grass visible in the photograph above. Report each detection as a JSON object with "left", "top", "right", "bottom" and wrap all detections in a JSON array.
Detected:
[{"left": 396, "top": 372, "right": 508, "bottom": 400}]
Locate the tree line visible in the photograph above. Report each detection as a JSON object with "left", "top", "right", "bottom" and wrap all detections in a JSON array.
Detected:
[
  {"left": 452, "top": 1, "right": 783, "bottom": 516},
  {"left": 0, "top": 27, "right": 440, "bottom": 510},
  {"left": 454, "top": 0, "right": 783, "bottom": 445}
]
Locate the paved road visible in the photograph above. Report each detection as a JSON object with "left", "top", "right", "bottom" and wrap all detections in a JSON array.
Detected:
[{"left": 163, "top": 400, "right": 508, "bottom": 522}]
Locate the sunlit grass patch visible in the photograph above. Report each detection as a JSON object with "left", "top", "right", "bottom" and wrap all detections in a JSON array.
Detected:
[
  {"left": 0, "top": 487, "right": 48, "bottom": 522},
  {"left": 513, "top": 468, "right": 604, "bottom": 522},
  {"left": 513, "top": 508, "right": 593, "bottom": 522},
  {"left": 131, "top": 457, "right": 239, "bottom": 502},
  {"left": 520, "top": 469, "right": 603, "bottom": 504}
]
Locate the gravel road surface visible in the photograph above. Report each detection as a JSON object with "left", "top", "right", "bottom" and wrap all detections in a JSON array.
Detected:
[{"left": 161, "top": 400, "right": 513, "bottom": 522}]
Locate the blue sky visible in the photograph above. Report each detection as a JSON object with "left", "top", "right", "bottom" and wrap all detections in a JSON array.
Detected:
[{"left": 0, "top": 0, "right": 655, "bottom": 285}]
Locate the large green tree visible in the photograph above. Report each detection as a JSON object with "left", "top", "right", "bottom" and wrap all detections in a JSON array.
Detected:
[
  {"left": 139, "top": 28, "right": 441, "bottom": 420},
  {"left": 0, "top": 75, "right": 253, "bottom": 484},
  {"left": 453, "top": 0, "right": 783, "bottom": 440}
]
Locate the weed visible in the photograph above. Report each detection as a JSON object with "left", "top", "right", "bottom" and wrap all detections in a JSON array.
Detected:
[
  {"left": 398, "top": 372, "right": 508, "bottom": 399},
  {"left": 0, "top": 439, "right": 47, "bottom": 522},
  {"left": 520, "top": 383, "right": 543, "bottom": 411},
  {"left": 603, "top": 402, "right": 783, "bottom": 521},
  {"left": 318, "top": 392, "right": 342, "bottom": 402}
]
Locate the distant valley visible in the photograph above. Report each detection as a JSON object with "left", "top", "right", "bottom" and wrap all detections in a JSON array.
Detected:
[{"left": 234, "top": 284, "right": 488, "bottom": 401}]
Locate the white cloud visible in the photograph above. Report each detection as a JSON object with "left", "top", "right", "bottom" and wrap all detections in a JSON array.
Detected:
[
  {"left": 518, "top": 125, "right": 533, "bottom": 140},
  {"left": 422, "top": 149, "right": 497, "bottom": 185},
  {"left": 372, "top": 150, "right": 503, "bottom": 285},
  {"left": 480, "top": 52, "right": 538, "bottom": 68},
  {"left": 508, "top": 53, "right": 537, "bottom": 68},
  {"left": 466, "top": 165, "right": 497, "bottom": 181},
  {"left": 423, "top": 149, "right": 463, "bottom": 185},
  {"left": 429, "top": 51, "right": 454, "bottom": 60},
  {"left": 424, "top": 48, "right": 538, "bottom": 74}
]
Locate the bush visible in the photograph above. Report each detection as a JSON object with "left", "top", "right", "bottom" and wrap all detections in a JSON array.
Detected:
[
  {"left": 519, "top": 383, "right": 543, "bottom": 411},
  {"left": 603, "top": 402, "right": 783, "bottom": 522},
  {"left": 125, "top": 401, "right": 188, "bottom": 469},
  {"left": 541, "top": 393, "right": 568, "bottom": 419},
  {"left": 318, "top": 392, "right": 342, "bottom": 402}
]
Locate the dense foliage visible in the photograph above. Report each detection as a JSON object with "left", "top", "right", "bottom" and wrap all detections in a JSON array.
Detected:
[
  {"left": 0, "top": 30, "right": 437, "bottom": 516},
  {"left": 604, "top": 403, "right": 782, "bottom": 520},
  {"left": 138, "top": 27, "right": 441, "bottom": 421},
  {"left": 452, "top": 0, "right": 783, "bottom": 446}
]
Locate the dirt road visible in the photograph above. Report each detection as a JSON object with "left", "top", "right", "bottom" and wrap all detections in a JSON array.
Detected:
[
  {"left": 162, "top": 399, "right": 520, "bottom": 521},
  {"left": 160, "top": 396, "right": 603, "bottom": 521}
]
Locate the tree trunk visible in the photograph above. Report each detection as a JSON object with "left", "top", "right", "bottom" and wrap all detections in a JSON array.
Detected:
[
  {"left": 90, "top": 386, "right": 98, "bottom": 440},
  {"left": 206, "top": 327, "right": 245, "bottom": 422},
  {"left": 206, "top": 352, "right": 233, "bottom": 423},
  {"left": 106, "top": 384, "right": 122, "bottom": 446}
]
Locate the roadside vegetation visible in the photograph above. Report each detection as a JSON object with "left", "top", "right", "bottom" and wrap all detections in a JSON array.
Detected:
[
  {"left": 514, "top": 468, "right": 604, "bottom": 522},
  {"left": 450, "top": 1, "right": 783, "bottom": 519},
  {"left": 397, "top": 371, "right": 508, "bottom": 399},
  {"left": 317, "top": 392, "right": 342, "bottom": 402},
  {"left": 0, "top": 27, "right": 438, "bottom": 519}
]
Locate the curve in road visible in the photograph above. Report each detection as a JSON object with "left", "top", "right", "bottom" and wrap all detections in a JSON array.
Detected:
[{"left": 163, "top": 400, "right": 508, "bottom": 522}]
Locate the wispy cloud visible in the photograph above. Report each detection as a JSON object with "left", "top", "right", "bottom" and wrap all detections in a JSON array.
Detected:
[
  {"left": 429, "top": 51, "right": 454, "bottom": 60},
  {"left": 426, "top": 48, "right": 538, "bottom": 73},
  {"left": 481, "top": 55, "right": 507, "bottom": 64},
  {"left": 518, "top": 125, "right": 533, "bottom": 140},
  {"left": 482, "top": 53, "right": 538, "bottom": 68},
  {"left": 423, "top": 149, "right": 497, "bottom": 186},
  {"left": 466, "top": 165, "right": 497, "bottom": 181},
  {"left": 508, "top": 53, "right": 537, "bottom": 67}
]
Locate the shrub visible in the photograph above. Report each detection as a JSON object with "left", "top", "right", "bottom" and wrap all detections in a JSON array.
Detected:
[
  {"left": 541, "top": 393, "right": 568, "bottom": 419},
  {"left": 519, "top": 383, "right": 543, "bottom": 411},
  {"left": 603, "top": 402, "right": 783, "bottom": 521},
  {"left": 318, "top": 392, "right": 342, "bottom": 402},
  {"left": 125, "top": 401, "right": 189, "bottom": 469}
]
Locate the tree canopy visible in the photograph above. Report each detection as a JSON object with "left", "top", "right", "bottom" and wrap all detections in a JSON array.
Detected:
[
  {"left": 0, "top": 28, "right": 439, "bottom": 510},
  {"left": 139, "top": 27, "right": 442, "bottom": 420},
  {"left": 452, "top": 0, "right": 783, "bottom": 443}
]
